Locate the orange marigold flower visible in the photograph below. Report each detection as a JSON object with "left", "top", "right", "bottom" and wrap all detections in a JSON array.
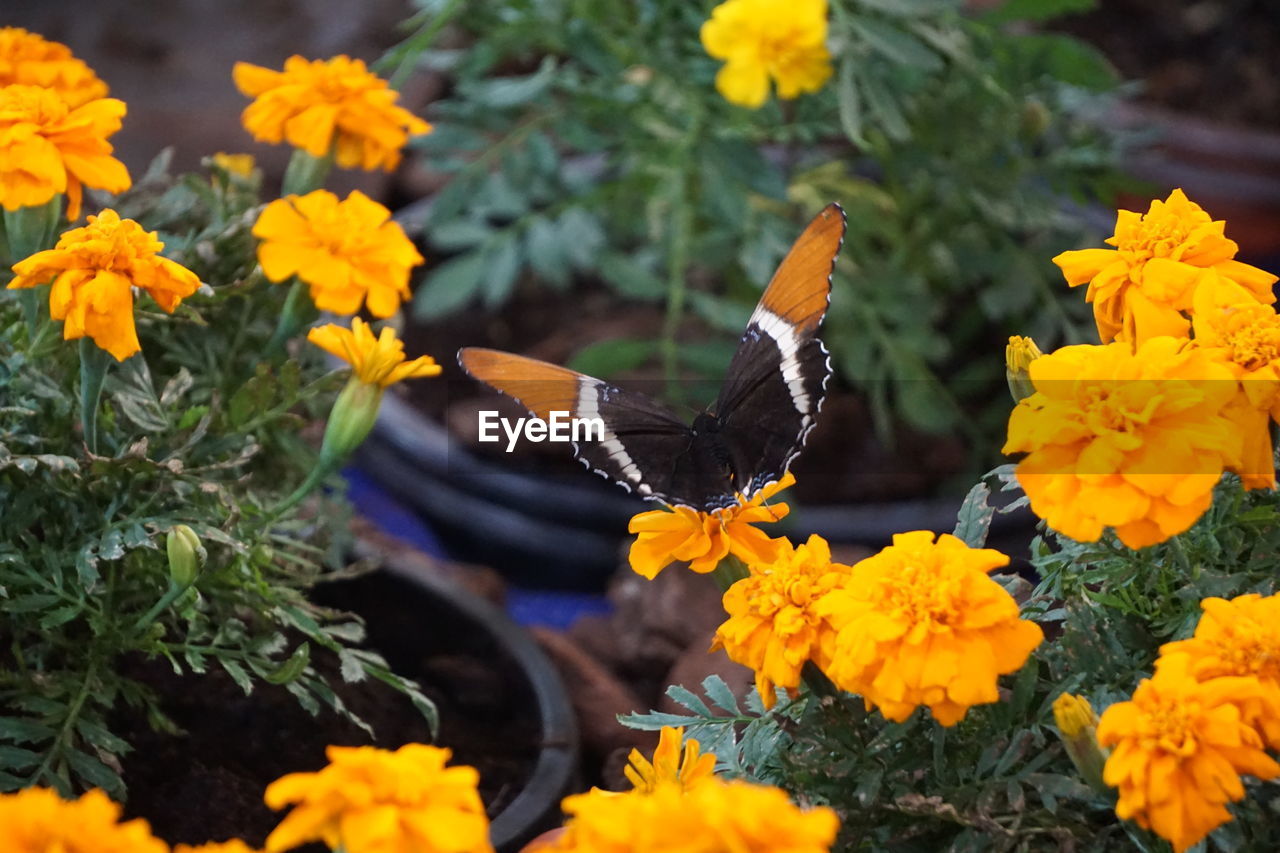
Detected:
[
  {"left": 544, "top": 777, "right": 838, "bottom": 853},
  {"left": 264, "top": 744, "right": 493, "bottom": 853},
  {"left": 1159, "top": 593, "right": 1280, "bottom": 750},
  {"left": 0, "top": 27, "right": 108, "bottom": 107},
  {"left": 233, "top": 55, "right": 431, "bottom": 172},
  {"left": 307, "top": 318, "right": 441, "bottom": 388},
  {"left": 714, "top": 534, "right": 851, "bottom": 707},
  {"left": 817, "top": 531, "right": 1043, "bottom": 727},
  {"left": 1001, "top": 338, "right": 1242, "bottom": 549},
  {"left": 626, "top": 472, "right": 794, "bottom": 579},
  {"left": 253, "top": 189, "right": 423, "bottom": 318},
  {"left": 1097, "top": 656, "right": 1280, "bottom": 853},
  {"left": 1191, "top": 271, "right": 1280, "bottom": 488},
  {"left": 0, "top": 84, "right": 130, "bottom": 220},
  {"left": 0, "top": 787, "right": 168, "bottom": 853},
  {"left": 624, "top": 726, "right": 717, "bottom": 793},
  {"left": 1053, "top": 189, "right": 1277, "bottom": 345},
  {"left": 700, "top": 0, "right": 832, "bottom": 109},
  {"left": 174, "top": 843, "right": 259, "bottom": 853},
  {"left": 7, "top": 208, "right": 200, "bottom": 360}
]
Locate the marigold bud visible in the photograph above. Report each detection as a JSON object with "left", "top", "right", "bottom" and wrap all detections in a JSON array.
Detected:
[
  {"left": 1052, "top": 692, "right": 1107, "bottom": 793},
  {"left": 1005, "top": 335, "right": 1042, "bottom": 403},
  {"left": 166, "top": 524, "right": 205, "bottom": 587},
  {"left": 318, "top": 376, "right": 383, "bottom": 468}
]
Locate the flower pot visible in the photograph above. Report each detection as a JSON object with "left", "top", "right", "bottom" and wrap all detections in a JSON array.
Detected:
[{"left": 116, "top": 555, "right": 578, "bottom": 853}]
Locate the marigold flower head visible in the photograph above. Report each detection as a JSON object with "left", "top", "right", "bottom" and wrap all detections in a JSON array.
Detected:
[
  {"left": 1097, "top": 656, "right": 1280, "bottom": 853},
  {"left": 0, "top": 28, "right": 108, "bottom": 107},
  {"left": 7, "top": 208, "right": 200, "bottom": 360},
  {"left": 307, "top": 318, "right": 441, "bottom": 388},
  {"left": 233, "top": 55, "right": 431, "bottom": 171},
  {"left": 700, "top": 0, "right": 832, "bottom": 109},
  {"left": 211, "top": 152, "right": 256, "bottom": 178},
  {"left": 264, "top": 743, "right": 493, "bottom": 853},
  {"left": 714, "top": 534, "right": 852, "bottom": 707},
  {"left": 626, "top": 472, "right": 794, "bottom": 579},
  {"left": 0, "top": 787, "right": 168, "bottom": 853},
  {"left": 543, "top": 777, "right": 838, "bottom": 853},
  {"left": 1191, "top": 271, "right": 1280, "bottom": 488},
  {"left": 817, "top": 531, "right": 1043, "bottom": 727},
  {"left": 1002, "top": 338, "right": 1242, "bottom": 549},
  {"left": 1159, "top": 593, "right": 1280, "bottom": 749},
  {"left": 624, "top": 726, "right": 717, "bottom": 793},
  {"left": 1006, "top": 335, "right": 1043, "bottom": 402},
  {"left": 253, "top": 189, "right": 423, "bottom": 318},
  {"left": 1052, "top": 693, "right": 1107, "bottom": 791},
  {"left": 1053, "top": 189, "right": 1277, "bottom": 345},
  {"left": 1053, "top": 692, "right": 1099, "bottom": 738},
  {"left": 0, "top": 84, "right": 130, "bottom": 219},
  {"left": 174, "top": 842, "right": 259, "bottom": 853}
]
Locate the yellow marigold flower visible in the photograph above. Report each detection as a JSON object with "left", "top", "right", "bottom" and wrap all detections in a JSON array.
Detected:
[
  {"left": 253, "top": 189, "right": 423, "bottom": 318},
  {"left": 174, "top": 843, "right": 259, "bottom": 853},
  {"left": 545, "top": 777, "right": 838, "bottom": 853},
  {"left": 1052, "top": 693, "right": 1107, "bottom": 791},
  {"left": 700, "top": 0, "right": 832, "bottom": 109},
  {"left": 233, "top": 55, "right": 431, "bottom": 171},
  {"left": 817, "top": 531, "right": 1043, "bottom": 727},
  {"left": 264, "top": 743, "right": 493, "bottom": 853},
  {"left": 0, "top": 84, "right": 130, "bottom": 220},
  {"left": 1001, "top": 338, "right": 1242, "bottom": 549},
  {"left": 1097, "top": 656, "right": 1280, "bottom": 853},
  {"left": 7, "top": 208, "right": 200, "bottom": 360},
  {"left": 1159, "top": 593, "right": 1280, "bottom": 750},
  {"left": 1053, "top": 692, "right": 1098, "bottom": 738},
  {"left": 1191, "top": 271, "right": 1280, "bottom": 489},
  {"left": 625, "top": 726, "right": 717, "bottom": 794},
  {"left": 714, "top": 534, "right": 851, "bottom": 708},
  {"left": 0, "top": 27, "right": 108, "bottom": 107},
  {"left": 0, "top": 787, "right": 168, "bottom": 853},
  {"left": 211, "top": 152, "right": 256, "bottom": 177},
  {"left": 626, "top": 472, "right": 794, "bottom": 579},
  {"left": 1053, "top": 189, "right": 1277, "bottom": 345},
  {"left": 307, "top": 318, "right": 441, "bottom": 388}
]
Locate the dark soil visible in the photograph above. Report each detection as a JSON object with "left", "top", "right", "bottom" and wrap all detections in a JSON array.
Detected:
[
  {"left": 1058, "top": 0, "right": 1280, "bottom": 130},
  {"left": 115, "top": 570, "right": 542, "bottom": 848}
]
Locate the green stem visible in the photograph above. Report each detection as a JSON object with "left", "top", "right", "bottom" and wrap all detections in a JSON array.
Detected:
[
  {"left": 78, "top": 339, "right": 113, "bottom": 455},
  {"left": 659, "top": 96, "right": 703, "bottom": 393},
  {"left": 28, "top": 659, "right": 96, "bottom": 789},
  {"left": 710, "top": 553, "right": 751, "bottom": 594},
  {"left": 4, "top": 197, "right": 63, "bottom": 337},
  {"left": 134, "top": 580, "right": 191, "bottom": 632},
  {"left": 282, "top": 148, "right": 335, "bottom": 196},
  {"left": 270, "top": 461, "right": 335, "bottom": 520},
  {"left": 265, "top": 278, "right": 314, "bottom": 357},
  {"left": 375, "top": 0, "right": 469, "bottom": 89}
]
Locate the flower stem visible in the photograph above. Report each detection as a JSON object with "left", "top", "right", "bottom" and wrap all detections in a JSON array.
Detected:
[
  {"left": 282, "top": 148, "right": 335, "bottom": 196},
  {"left": 134, "top": 579, "right": 190, "bottom": 632},
  {"left": 265, "top": 277, "right": 314, "bottom": 357},
  {"left": 270, "top": 461, "right": 334, "bottom": 520},
  {"left": 78, "top": 338, "right": 113, "bottom": 455},
  {"left": 4, "top": 197, "right": 62, "bottom": 337},
  {"left": 710, "top": 553, "right": 751, "bottom": 594}
]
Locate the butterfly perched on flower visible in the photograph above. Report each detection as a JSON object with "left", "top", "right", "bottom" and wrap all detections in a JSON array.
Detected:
[{"left": 460, "top": 204, "right": 845, "bottom": 511}]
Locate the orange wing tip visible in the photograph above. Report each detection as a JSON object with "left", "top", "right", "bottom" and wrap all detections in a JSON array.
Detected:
[
  {"left": 758, "top": 203, "right": 846, "bottom": 330},
  {"left": 458, "top": 347, "right": 584, "bottom": 422}
]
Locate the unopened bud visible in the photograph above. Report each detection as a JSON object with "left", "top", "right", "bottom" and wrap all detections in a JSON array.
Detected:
[
  {"left": 1006, "top": 335, "right": 1043, "bottom": 403},
  {"left": 318, "top": 377, "right": 383, "bottom": 468},
  {"left": 1052, "top": 693, "right": 1107, "bottom": 792},
  {"left": 166, "top": 524, "right": 205, "bottom": 587}
]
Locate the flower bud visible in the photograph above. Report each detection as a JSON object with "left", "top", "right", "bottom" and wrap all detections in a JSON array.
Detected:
[
  {"left": 318, "top": 376, "right": 383, "bottom": 468},
  {"left": 1005, "top": 335, "right": 1043, "bottom": 403},
  {"left": 1052, "top": 692, "right": 1108, "bottom": 793},
  {"left": 166, "top": 524, "right": 206, "bottom": 587}
]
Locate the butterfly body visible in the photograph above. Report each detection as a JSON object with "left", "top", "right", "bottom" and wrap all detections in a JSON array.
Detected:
[{"left": 460, "top": 204, "right": 846, "bottom": 512}]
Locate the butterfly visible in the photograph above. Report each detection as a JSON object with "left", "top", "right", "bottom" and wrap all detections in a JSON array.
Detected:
[{"left": 459, "top": 203, "right": 846, "bottom": 511}]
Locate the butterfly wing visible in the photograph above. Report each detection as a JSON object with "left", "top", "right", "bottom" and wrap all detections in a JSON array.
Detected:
[
  {"left": 458, "top": 348, "right": 733, "bottom": 505},
  {"left": 713, "top": 203, "right": 846, "bottom": 497}
]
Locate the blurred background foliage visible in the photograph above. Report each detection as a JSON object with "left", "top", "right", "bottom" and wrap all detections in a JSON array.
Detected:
[{"left": 385, "top": 0, "right": 1129, "bottom": 455}]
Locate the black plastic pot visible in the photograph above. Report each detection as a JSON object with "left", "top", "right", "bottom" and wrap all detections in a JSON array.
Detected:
[{"left": 317, "top": 550, "right": 579, "bottom": 852}]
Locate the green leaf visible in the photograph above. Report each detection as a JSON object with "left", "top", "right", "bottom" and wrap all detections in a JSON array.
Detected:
[
  {"left": 666, "top": 684, "right": 712, "bottom": 717},
  {"left": 559, "top": 208, "right": 606, "bottom": 271},
  {"left": 480, "top": 233, "right": 522, "bottom": 308},
  {"left": 524, "top": 216, "right": 571, "bottom": 289},
  {"left": 837, "top": 59, "right": 866, "bottom": 146},
  {"left": 618, "top": 711, "right": 701, "bottom": 730},
  {"left": 264, "top": 643, "right": 311, "bottom": 685},
  {"left": 75, "top": 544, "right": 100, "bottom": 588},
  {"left": 861, "top": 72, "right": 911, "bottom": 141},
  {"left": 414, "top": 251, "right": 487, "bottom": 320},
  {"left": 983, "top": 0, "right": 1096, "bottom": 24},
  {"left": 568, "top": 339, "right": 655, "bottom": 377},
  {"left": 953, "top": 481, "right": 994, "bottom": 547},
  {"left": 855, "top": 0, "right": 960, "bottom": 15},
  {"left": 429, "top": 219, "right": 494, "bottom": 251},
  {"left": 0, "top": 718, "right": 55, "bottom": 744},
  {"left": 852, "top": 18, "right": 944, "bottom": 71},
  {"left": 220, "top": 658, "right": 254, "bottom": 695},
  {"left": 457, "top": 57, "right": 557, "bottom": 108},
  {"left": 596, "top": 251, "right": 664, "bottom": 301},
  {"left": 0, "top": 745, "right": 41, "bottom": 771},
  {"left": 702, "top": 675, "right": 741, "bottom": 715}
]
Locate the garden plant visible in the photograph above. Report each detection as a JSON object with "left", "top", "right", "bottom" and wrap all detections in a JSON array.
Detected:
[{"left": 4, "top": 2, "right": 1280, "bottom": 853}]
